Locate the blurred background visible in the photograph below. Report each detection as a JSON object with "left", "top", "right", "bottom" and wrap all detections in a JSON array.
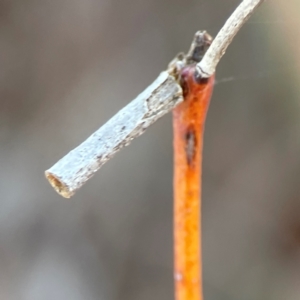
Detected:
[{"left": 0, "top": 0, "right": 300, "bottom": 299}]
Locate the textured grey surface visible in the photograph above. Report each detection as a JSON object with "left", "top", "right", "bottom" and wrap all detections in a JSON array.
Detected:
[
  {"left": 46, "top": 72, "right": 182, "bottom": 197},
  {"left": 197, "top": 0, "right": 265, "bottom": 77}
]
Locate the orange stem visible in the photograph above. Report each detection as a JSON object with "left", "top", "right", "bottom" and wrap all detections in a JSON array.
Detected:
[{"left": 173, "top": 66, "right": 214, "bottom": 300}]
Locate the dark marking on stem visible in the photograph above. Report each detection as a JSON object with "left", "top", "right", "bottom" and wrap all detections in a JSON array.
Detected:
[
  {"left": 180, "top": 75, "right": 189, "bottom": 98},
  {"left": 194, "top": 68, "right": 209, "bottom": 84},
  {"left": 185, "top": 128, "right": 196, "bottom": 166},
  {"left": 179, "top": 66, "right": 193, "bottom": 99}
]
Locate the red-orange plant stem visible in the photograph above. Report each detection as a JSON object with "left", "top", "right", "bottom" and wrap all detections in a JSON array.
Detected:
[{"left": 173, "top": 66, "right": 214, "bottom": 300}]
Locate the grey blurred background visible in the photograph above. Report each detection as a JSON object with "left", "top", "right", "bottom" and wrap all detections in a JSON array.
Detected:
[{"left": 1, "top": 0, "right": 300, "bottom": 299}]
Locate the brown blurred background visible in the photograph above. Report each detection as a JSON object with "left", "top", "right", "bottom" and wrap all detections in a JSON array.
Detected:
[{"left": 1, "top": 0, "right": 300, "bottom": 299}]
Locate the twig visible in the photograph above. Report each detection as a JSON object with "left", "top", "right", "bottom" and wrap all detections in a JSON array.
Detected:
[
  {"left": 196, "top": 0, "right": 266, "bottom": 78},
  {"left": 45, "top": 0, "right": 265, "bottom": 198},
  {"left": 173, "top": 61, "right": 215, "bottom": 300}
]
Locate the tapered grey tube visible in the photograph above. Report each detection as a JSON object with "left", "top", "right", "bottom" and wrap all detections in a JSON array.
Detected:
[{"left": 45, "top": 71, "right": 183, "bottom": 198}]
